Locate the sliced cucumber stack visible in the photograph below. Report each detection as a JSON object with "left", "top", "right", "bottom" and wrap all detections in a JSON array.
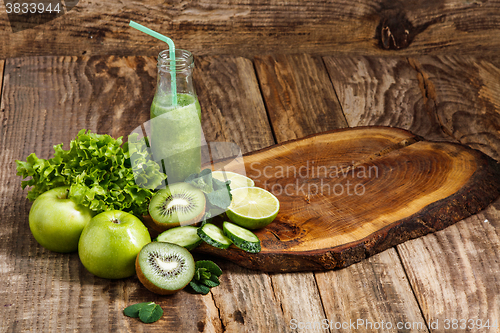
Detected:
[
  {"left": 223, "top": 222, "right": 261, "bottom": 253},
  {"left": 156, "top": 226, "right": 203, "bottom": 250},
  {"left": 197, "top": 223, "right": 232, "bottom": 249}
]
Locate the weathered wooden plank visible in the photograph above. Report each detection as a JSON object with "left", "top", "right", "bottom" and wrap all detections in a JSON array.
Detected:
[
  {"left": 254, "top": 54, "right": 347, "bottom": 142},
  {"left": 398, "top": 205, "right": 500, "bottom": 332},
  {"left": 316, "top": 250, "right": 429, "bottom": 333},
  {"left": 2, "top": 0, "right": 500, "bottom": 59},
  {"left": 269, "top": 272, "right": 328, "bottom": 333},
  {"left": 195, "top": 56, "right": 275, "bottom": 153},
  {"left": 396, "top": 56, "right": 500, "bottom": 332},
  {"left": 0, "top": 56, "right": 222, "bottom": 332},
  {"left": 254, "top": 54, "right": 428, "bottom": 332},
  {"left": 322, "top": 56, "right": 452, "bottom": 141},
  {"left": 193, "top": 55, "right": 288, "bottom": 331},
  {"left": 407, "top": 56, "right": 500, "bottom": 160}
]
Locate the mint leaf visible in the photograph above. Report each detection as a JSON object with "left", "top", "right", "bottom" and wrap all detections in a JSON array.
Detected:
[
  {"left": 190, "top": 260, "right": 223, "bottom": 294},
  {"left": 212, "top": 178, "right": 230, "bottom": 192},
  {"left": 190, "top": 281, "right": 211, "bottom": 295},
  {"left": 138, "top": 303, "right": 163, "bottom": 324},
  {"left": 200, "top": 270, "right": 211, "bottom": 280},
  {"left": 185, "top": 168, "right": 213, "bottom": 193},
  {"left": 184, "top": 169, "right": 232, "bottom": 217},
  {"left": 209, "top": 274, "right": 220, "bottom": 285},
  {"left": 123, "top": 302, "right": 152, "bottom": 318},
  {"left": 206, "top": 188, "right": 232, "bottom": 209},
  {"left": 196, "top": 260, "right": 223, "bottom": 277},
  {"left": 200, "top": 279, "right": 219, "bottom": 288}
]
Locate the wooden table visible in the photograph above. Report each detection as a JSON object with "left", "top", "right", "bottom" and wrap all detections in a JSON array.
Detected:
[{"left": 1, "top": 54, "right": 500, "bottom": 332}]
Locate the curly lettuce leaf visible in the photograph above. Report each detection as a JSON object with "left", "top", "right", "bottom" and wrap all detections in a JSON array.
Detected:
[{"left": 16, "top": 129, "right": 166, "bottom": 217}]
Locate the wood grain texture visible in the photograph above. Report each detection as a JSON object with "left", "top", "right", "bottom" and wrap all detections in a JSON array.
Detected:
[
  {"left": 407, "top": 56, "right": 500, "bottom": 160},
  {"left": 251, "top": 55, "right": 429, "bottom": 331},
  {"left": 316, "top": 250, "right": 429, "bottom": 332},
  {"left": 0, "top": 55, "right": 222, "bottom": 332},
  {"left": 0, "top": 59, "right": 4, "bottom": 154},
  {"left": 208, "top": 261, "right": 287, "bottom": 332},
  {"left": 254, "top": 54, "right": 347, "bottom": 142},
  {"left": 195, "top": 55, "right": 274, "bottom": 153},
  {"left": 398, "top": 204, "right": 500, "bottom": 332},
  {"left": 323, "top": 56, "right": 452, "bottom": 142},
  {"left": 2, "top": 0, "right": 500, "bottom": 59}
]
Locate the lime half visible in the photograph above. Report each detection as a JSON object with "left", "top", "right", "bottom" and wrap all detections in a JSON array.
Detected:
[
  {"left": 226, "top": 187, "right": 279, "bottom": 229},
  {"left": 212, "top": 171, "right": 255, "bottom": 190}
]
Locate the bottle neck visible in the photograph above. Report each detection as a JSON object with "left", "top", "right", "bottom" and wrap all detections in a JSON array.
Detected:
[
  {"left": 157, "top": 49, "right": 194, "bottom": 72},
  {"left": 155, "top": 49, "right": 196, "bottom": 103}
]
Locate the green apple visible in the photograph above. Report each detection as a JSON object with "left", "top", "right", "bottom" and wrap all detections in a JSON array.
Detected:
[
  {"left": 29, "top": 186, "right": 94, "bottom": 253},
  {"left": 78, "top": 210, "right": 151, "bottom": 279}
]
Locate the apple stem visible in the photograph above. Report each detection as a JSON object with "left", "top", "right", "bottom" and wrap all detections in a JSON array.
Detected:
[
  {"left": 112, "top": 219, "right": 120, "bottom": 224},
  {"left": 58, "top": 189, "right": 70, "bottom": 200}
]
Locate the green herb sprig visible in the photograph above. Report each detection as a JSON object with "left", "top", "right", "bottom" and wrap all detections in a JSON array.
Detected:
[
  {"left": 184, "top": 169, "right": 232, "bottom": 225},
  {"left": 189, "top": 260, "right": 223, "bottom": 295}
]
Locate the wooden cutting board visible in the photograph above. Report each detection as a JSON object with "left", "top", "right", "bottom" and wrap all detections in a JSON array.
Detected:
[{"left": 194, "top": 127, "right": 500, "bottom": 272}]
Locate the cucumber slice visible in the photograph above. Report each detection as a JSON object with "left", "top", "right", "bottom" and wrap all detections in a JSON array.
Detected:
[
  {"left": 197, "top": 223, "right": 232, "bottom": 249},
  {"left": 156, "top": 226, "right": 203, "bottom": 251},
  {"left": 222, "top": 222, "right": 261, "bottom": 253}
]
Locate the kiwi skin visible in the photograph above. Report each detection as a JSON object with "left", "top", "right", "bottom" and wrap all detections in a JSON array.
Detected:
[
  {"left": 135, "top": 244, "right": 195, "bottom": 295},
  {"left": 136, "top": 255, "right": 177, "bottom": 295},
  {"left": 148, "top": 183, "right": 206, "bottom": 232}
]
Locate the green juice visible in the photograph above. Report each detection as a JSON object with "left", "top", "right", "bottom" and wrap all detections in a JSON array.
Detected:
[{"left": 150, "top": 93, "right": 202, "bottom": 183}]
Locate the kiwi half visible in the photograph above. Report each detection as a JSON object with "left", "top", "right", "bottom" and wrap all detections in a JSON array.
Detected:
[
  {"left": 136, "top": 242, "right": 195, "bottom": 295},
  {"left": 148, "top": 182, "right": 206, "bottom": 232}
]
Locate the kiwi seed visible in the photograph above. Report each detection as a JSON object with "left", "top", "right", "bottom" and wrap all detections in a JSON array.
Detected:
[{"left": 157, "top": 191, "right": 197, "bottom": 217}]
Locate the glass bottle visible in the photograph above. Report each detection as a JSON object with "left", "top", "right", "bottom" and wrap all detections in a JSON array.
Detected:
[{"left": 150, "top": 49, "right": 202, "bottom": 183}]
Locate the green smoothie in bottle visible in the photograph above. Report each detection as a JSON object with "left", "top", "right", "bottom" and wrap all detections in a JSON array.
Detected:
[{"left": 150, "top": 50, "right": 202, "bottom": 183}]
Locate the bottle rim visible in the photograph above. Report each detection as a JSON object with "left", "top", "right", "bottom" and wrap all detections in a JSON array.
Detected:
[{"left": 157, "top": 49, "right": 194, "bottom": 71}]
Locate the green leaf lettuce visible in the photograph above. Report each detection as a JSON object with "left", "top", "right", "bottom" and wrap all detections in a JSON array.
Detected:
[{"left": 16, "top": 129, "right": 166, "bottom": 217}]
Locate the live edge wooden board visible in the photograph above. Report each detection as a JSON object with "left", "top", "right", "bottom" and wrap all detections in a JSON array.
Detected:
[{"left": 195, "top": 126, "right": 500, "bottom": 272}]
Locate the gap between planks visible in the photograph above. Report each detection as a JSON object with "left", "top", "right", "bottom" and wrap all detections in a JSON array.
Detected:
[{"left": 0, "top": 60, "right": 5, "bottom": 103}]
